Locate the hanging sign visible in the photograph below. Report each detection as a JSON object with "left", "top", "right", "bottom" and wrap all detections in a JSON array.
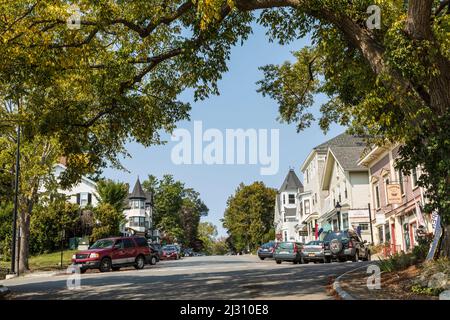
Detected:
[{"left": 386, "top": 184, "right": 402, "bottom": 204}]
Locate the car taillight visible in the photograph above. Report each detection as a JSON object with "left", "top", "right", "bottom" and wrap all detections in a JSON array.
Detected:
[
  {"left": 270, "top": 247, "right": 274, "bottom": 253},
  {"left": 293, "top": 244, "right": 298, "bottom": 253},
  {"left": 348, "top": 241, "right": 353, "bottom": 248}
]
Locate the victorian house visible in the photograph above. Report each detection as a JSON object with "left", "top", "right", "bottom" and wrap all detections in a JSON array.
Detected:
[
  {"left": 274, "top": 169, "right": 304, "bottom": 242},
  {"left": 121, "top": 178, "right": 157, "bottom": 241},
  {"left": 299, "top": 133, "right": 369, "bottom": 242},
  {"left": 358, "top": 144, "right": 434, "bottom": 254},
  {"left": 320, "top": 143, "right": 372, "bottom": 242}
]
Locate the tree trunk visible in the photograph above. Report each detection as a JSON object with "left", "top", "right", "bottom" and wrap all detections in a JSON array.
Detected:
[
  {"left": 17, "top": 206, "right": 31, "bottom": 274},
  {"left": 439, "top": 224, "right": 450, "bottom": 258}
]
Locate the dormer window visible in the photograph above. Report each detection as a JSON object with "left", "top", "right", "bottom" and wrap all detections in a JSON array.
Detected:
[{"left": 288, "top": 194, "right": 295, "bottom": 204}]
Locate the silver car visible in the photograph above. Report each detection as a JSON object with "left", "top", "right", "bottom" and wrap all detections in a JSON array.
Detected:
[{"left": 302, "top": 240, "right": 326, "bottom": 263}]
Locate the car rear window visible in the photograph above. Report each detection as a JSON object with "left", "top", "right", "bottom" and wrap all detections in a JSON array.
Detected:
[
  {"left": 278, "top": 242, "right": 294, "bottom": 249},
  {"left": 134, "top": 237, "right": 148, "bottom": 247},
  {"left": 323, "top": 231, "right": 349, "bottom": 242}
]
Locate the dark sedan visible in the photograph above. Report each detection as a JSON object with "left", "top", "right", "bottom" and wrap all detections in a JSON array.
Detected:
[{"left": 257, "top": 241, "right": 276, "bottom": 260}]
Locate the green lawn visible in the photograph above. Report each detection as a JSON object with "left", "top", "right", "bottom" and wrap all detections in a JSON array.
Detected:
[{"left": 0, "top": 249, "right": 77, "bottom": 272}]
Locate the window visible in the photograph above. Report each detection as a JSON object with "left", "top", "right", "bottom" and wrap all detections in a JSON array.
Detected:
[
  {"left": 129, "top": 216, "right": 146, "bottom": 227},
  {"left": 344, "top": 183, "right": 348, "bottom": 199},
  {"left": 359, "top": 223, "right": 369, "bottom": 231},
  {"left": 374, "top": 185, "right": 381, "bottom": 209},
  {"left": 384, "top": 178, "right": 390, "bottom": 206},
  {"left": 283, "top": 194, "right": 286, "bottom": 205},
  {"left": 342, "top": 213, "right": 349, "bottom": 230},
  {"left": 384, "top": 223, "right": 391, "bottom": 242},
  {"left": 288, "top": 194, "right": 295, "bottom": 204},
  {"left": 77, "top": 192, "right": 91, "bottom": 207},
  {"left": 315, "top": 193, "right": 318, "bottom": 204},
  {"left": 284, "top": 231, "right": 288, "bottom": 242},
  {"left": 134, "top": 237, "right": 148, "bottom": 247},
  {"left": 299, "top": 202, "right": 303, "bottom": 216},
  {"left": 123, "top": 238, "right": 135, "bottom": 248},
  {"left": 304, "top": 200, "right": 310, "bottom": 215},
  {"left": 306, "top": 169, "right": 309, "bottom": 184},
  {"left": 412, "top": 168, "right": 418, "bottom": 188},
  {"left": 377, "top": 226, "right": 384, "bottom": 244}
]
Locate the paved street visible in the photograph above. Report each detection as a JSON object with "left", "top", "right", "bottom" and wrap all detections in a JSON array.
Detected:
[{"left": 1, "top": 255, "right": 371, "bottom": 300}]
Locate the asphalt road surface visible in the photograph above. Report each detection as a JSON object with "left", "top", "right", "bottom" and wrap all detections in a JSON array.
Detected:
[{"left": 1, "top": 255, "right": 371, "bottom": 300}]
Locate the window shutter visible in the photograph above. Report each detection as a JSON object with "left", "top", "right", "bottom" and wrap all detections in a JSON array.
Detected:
[
  {"left": 88, "top": 193, "right": 92, "bottom": 205},
  {"left": 76, "top": 193, "right": 81, "bottom": 205}
]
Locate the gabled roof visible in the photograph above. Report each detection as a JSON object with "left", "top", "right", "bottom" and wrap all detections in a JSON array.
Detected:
[
  {"left": 314, "top": 133, "right": 366, "bottom": 151},
  {"left": 301, "top": 133, "right": 366, "bottom": 171},
  {"left": 279, "top": 169, "right": 303, "bottom": 192},
  {"left": 321, "top": 146, "right": 368, "bottom": 190},
  {"left": 329, "top": 146, "right": 367, "bottom": 172},
  {"left": 129, "top": 178, "right": 147, "bottom": 199}
]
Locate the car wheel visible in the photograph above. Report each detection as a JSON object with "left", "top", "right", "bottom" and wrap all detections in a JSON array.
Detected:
[
  {"left": 338, "top": 257, "right": 346, "bottom": 263},
  {"left": 325, "top": 256, "right": 331, "bottom": 263},
  {"left": 134, "top": 255, "right": 145, "bottom": 270},
  {"left": 80, "top": 269, "right": 87, "bottom": 274},
  {"left": 259, "top": 257, "right": 265, "bottom": 260},
  {"left": 149, "top": 256, "right": 157, "bottom": 265},
  {"left": 352, "top": 250, "right": 359, "bottom": 262},
  {"left": 112, "top": 267, "right": 121, "bottom": 271},
  {"left": 99, "top": 258, "right": 111, "bottom": 272},
  {"left": 276, "top": 260, "right": 282, "bottom": 264}
]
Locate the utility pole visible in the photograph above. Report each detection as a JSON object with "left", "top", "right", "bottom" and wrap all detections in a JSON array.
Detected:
[{"left": 10, "top": 108, "right": 20, "bottom": 275}]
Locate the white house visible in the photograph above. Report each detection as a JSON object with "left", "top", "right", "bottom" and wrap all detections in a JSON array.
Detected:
[
  {"left": 121, "top": 178, "right": 157, "bottom": 240},
  {"left": 274, "top": 169, "right": 304, "bottom": 242},
  {"left": 52, "top": 163, "right": 98, "bottom": 208},
  {"left": 319, "top": 145, "right": 372, "bottom": 242}
]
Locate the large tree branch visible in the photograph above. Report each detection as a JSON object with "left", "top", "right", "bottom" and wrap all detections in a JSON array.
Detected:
[{"left": 406, "top": 0, "right": 434, "bottom": 40}]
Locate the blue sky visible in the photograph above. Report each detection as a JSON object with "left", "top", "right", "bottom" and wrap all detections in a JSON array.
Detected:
[{"left": 102, "top": 22, "right": 344, "bottom": 237}]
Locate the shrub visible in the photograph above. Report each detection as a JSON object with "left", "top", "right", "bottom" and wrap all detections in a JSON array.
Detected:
[
  {"left": 411, "top": 284, "right": 443, "bottom": 296},
  {"left": 378, "top": 252, "right": 417, "bottom": 272}
]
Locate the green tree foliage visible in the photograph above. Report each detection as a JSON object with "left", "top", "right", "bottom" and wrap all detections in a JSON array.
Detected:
[
  {"left": 223, "top": 182, "right": 276, "bottom": 252},
  {"left": 197, "top": 221, "right": 218, "bottom": 254},
  {"left": 143, "top": 174, "right": 208, "bottom": 245},
  {"left": 91, "top": 203, "right": 125, "bottom": 242},
  {"left": 211, "top": 237, "right": 229, "bottom": 255},
  {"left": 95, "top": 179, "right": 129, "bottom": 213},
  {"left": 0, "top": 201, "right": 13, "bottom": 261},
  {"left": 0, "top": 0, "right": 253, "bottom": 182},
  {"left": 29, "top": 194, "right": 80, "bottom": 255}
]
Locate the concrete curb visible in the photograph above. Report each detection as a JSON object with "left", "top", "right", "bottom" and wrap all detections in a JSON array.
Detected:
[
  {"left": 0, "top": 285, "right": 11, "bottom": 299},
  {"left": 333, "top": 264, "right": 376, "bottom": 300}
]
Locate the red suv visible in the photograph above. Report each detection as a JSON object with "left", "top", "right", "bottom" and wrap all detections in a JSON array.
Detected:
[{"left": 71, "top": 237, "right": 156, "bottom": 273}]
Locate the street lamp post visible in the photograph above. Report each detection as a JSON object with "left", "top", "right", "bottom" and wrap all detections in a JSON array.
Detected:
[
  {"left": 335, "top": 202, "right": 342, "bottom": 231},
  {"left": 10, "top": 118, "right": 20, "bottom": 275}
]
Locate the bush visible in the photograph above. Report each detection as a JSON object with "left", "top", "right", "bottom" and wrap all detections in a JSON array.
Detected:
[
  {"left": 378, "top": 252, "right": 417, "bottom": 272},
  {"left": 412, "top": 243, "right": 431, "bottom": 262},
  {"left": 411, "top": 284, "right": 444, "bottom": 296}
]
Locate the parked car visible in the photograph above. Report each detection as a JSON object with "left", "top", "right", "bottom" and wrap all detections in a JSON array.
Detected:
[
  {"left": 273, "top": 242, "right": 304, "bottom": 264},
  {"left": 302, "top": 240, "right": 325, "bottom": 263},
  {"left": 257, "top": 241, "right": 276, "bottom": 260},
  {"left": 71, "top": 236, "right": 156, "bottom": 273},
  {"left": 323, "top": 230, "right": 371, "bottom": 263},
  {"left": 161, "top": 245, "right": 180, "bottom": 260},
  {"left": 148, "top": 243, "right": 163, "bottom": 262},
  {"left": 183, "top": 248, "right": 194, "bottom": 257}
]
